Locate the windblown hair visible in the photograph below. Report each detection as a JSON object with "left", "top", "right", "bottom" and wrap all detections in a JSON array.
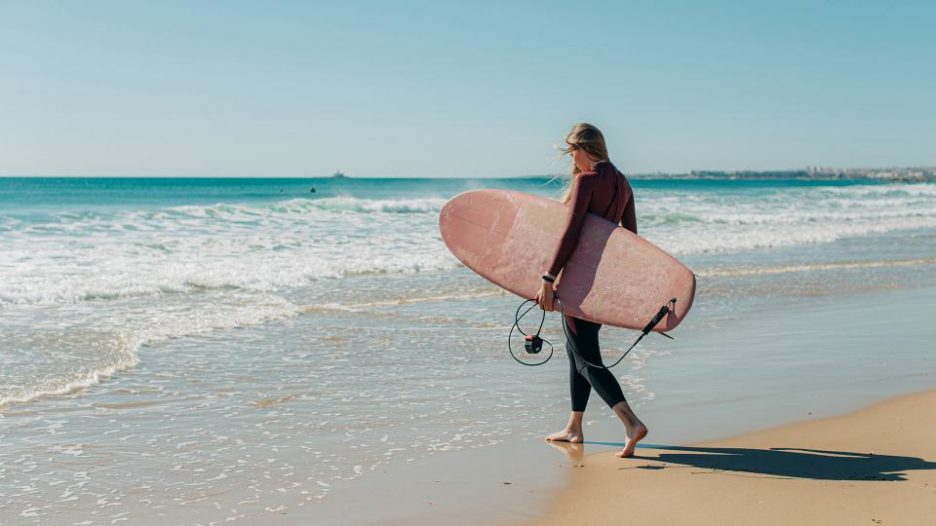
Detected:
[{"left": 558, "top": 123, "right": 610, "bottom": 203}]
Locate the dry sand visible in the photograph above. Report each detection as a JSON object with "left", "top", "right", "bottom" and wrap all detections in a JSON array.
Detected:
[{"left": 524, "top": 389, "right": 936, "bottom": 525}]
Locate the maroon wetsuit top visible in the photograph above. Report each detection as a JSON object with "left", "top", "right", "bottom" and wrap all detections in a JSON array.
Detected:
[{"left": 545, "top": 160, "right": 637, "bottom": 278}]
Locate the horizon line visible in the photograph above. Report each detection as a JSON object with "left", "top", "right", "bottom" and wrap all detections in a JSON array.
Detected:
[{"left": 2, "top": 165, "right": 935, "bottom": 180}]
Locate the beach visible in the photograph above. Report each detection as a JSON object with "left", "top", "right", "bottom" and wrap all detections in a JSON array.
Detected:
[
  {"left": 1, "top": 176, "right": 935, "bottom": 525},
  {"left": 5, "top": 1, "right": 936, "bottom": 523},
  {"left": 526, "top": 388, "right": 936, "bottom": 526}
]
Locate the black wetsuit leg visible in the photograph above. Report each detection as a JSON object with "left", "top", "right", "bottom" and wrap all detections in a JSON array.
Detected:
[{"left": 563, "top": 314, "right": 627, "bottom": 411}]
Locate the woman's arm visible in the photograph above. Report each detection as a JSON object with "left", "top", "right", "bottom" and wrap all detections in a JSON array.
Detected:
[
  {"left": 536, "top": 174, "right": 594, "bottom": 311},
  {"left": 545, "top": 173, "right": 596, "bottom": 278}
]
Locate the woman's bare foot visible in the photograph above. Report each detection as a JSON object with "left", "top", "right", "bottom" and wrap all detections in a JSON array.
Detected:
[
  {"left": 610, "top": 401, "right": 648, "bottom": 458},
  {"left": 615, "top": 422, "right": 648, "bottom": 458},
  {"left": 545, "top": 427, "right": 583, "bottom": 442},
  {"left": 547, "top": 411, "right": 585, "bottom": 442}
]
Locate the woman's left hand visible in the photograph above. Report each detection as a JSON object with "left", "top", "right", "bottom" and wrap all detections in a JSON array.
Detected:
[{"left": 535, "top": 280, "right": 556, "bottom": 312}]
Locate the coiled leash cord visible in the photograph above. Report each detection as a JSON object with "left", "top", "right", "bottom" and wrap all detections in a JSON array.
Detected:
[
  {"left": 509, "top": 294, "right": 677, "bottom": 369},
  {"left": 507, "top": 299, "right": 555, "bottom": 366}
]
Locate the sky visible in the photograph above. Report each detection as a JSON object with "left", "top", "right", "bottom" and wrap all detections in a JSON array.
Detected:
[{"left": 1, "top": 1, "right": 934, "bottom": 177}]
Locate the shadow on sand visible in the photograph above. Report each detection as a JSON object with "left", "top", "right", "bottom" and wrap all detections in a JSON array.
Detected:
[{"left": 546, "top": 441, "right": 936, "bottom": 481}]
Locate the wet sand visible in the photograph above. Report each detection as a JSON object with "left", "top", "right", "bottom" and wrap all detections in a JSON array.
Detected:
[{"left": 525, "top": 388, "right": 936, "bottom": 525}]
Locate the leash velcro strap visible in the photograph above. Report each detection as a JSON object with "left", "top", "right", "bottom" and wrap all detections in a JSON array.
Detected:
[
  {"left": 641, "top": 301, "right": 674, "bottom": 335},
  {"left": 618, "top": 297, "right": 678, "bottom": 361}
]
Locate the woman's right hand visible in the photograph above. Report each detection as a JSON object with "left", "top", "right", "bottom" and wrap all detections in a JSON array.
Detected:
[{"left": 535, "top": 280, "right": 556, "bottom": 312}]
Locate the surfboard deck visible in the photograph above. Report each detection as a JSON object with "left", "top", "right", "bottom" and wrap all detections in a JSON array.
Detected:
[{"left": 439, "top": 189, "right": 695, "bottom": 332}]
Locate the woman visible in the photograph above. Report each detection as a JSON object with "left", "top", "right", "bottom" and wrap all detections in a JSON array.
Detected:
[{"left": 534, "top": 123, "right": 648, "bottom": 458}]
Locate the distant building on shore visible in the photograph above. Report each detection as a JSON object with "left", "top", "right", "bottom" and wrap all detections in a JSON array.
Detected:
[{"left": 665, "top": 166, "right": 936, "bottom": 182}]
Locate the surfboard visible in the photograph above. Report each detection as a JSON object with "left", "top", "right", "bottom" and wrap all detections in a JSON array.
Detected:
[{"left": 438, "top": 189, "right": 695, "bottom": 332}]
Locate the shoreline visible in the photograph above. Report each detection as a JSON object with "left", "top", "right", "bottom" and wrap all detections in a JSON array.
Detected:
[
  {"left": 2, "top": 178, "right": 934, "bottom": 525},
  {"left": 2, "top": 280, "right": 933, "bottom": 525},
  {"left": 522, "top": 387, "right": 936, "bottom": 525},
  {"left": 303, "top": 283, "right": 936, "bottom": 526}
]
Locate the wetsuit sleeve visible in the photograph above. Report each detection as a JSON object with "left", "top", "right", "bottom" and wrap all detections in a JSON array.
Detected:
[
  {"left": 621, "top": 191, "right": 637, "bottom": 235},
  {"left": 545, "top": 174, "right": 595, "bottom": 277}
]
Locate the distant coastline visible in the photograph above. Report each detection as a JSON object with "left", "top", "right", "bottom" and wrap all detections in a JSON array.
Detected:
[
  {"left": 519, "top": 166, "right": 936, "bottom": 183},
  {"left": 2, "top": 166, "right": 934, "bottom": 181},
  {"left": 634, "top": 166, "right": 936, "bottom": 182}
]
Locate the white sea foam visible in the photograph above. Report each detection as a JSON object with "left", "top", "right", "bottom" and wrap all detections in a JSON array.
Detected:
[
  {"left": 2, "top": 185, "right": 934, "bottom": 409},
  {"left": 0, "top": 197, "right": 454, "bottom": 306},
  {"left": 3, "top": 187, "right": 936, "bottom": 305},
  {"left": 636, "top": 183, "right": 936, "bottom": 255},
  {"left": 0, "top": 293, "right": 305, "bottom": 408},
  {"left": 0, "top": 330, "right": 141, "bottom": 408}
]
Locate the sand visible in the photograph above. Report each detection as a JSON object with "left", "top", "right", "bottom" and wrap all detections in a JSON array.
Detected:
[{"left": 524, "top": 388, "right": 936, "bottom": 525}]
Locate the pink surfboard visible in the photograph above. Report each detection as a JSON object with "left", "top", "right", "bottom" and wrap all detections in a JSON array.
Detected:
[{"left": 439, "top": 189, "right": 696, "bottom": 332}]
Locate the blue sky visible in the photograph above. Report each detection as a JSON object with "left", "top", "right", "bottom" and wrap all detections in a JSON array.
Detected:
[{"left": 1, "top": 1, "right": 934, "bottom": 177}]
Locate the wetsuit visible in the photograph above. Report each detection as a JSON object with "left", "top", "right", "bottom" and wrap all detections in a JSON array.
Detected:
[{"left": 545, "top": 160, "right": 637, "bottom": 411}]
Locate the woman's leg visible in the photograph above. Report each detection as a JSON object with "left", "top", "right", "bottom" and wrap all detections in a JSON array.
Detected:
[
  {"left": 563, "top": 316, "right": 649, "bottom": 457},
  {"left": 564, "top": 316, "right": 626, "bottom": 409},
  {"left": 545, "top": 314, "right": 589, "bottom": 442},
  {"left": 567, "top": 316, "right": 593, "bottom": 412}
]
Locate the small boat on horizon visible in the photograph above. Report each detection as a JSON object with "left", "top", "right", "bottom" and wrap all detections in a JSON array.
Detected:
[{"left": 332, "top": 170, "right": 347, "bottom": 178}]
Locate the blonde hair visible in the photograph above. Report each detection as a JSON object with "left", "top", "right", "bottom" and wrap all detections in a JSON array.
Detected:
[{"left": 557, "top": 123, "right": 610, "bottom": 203}]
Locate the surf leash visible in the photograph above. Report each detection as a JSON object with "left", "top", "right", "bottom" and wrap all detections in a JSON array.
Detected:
[
  {"left": 558, "top": 297, "right": 677, "bottom": 370},
  {"left": 507, "top": 299, "right": 556, "bottom": 366},
  {"left": 509, "top": 295, "right": 677, "bottom": 369}
]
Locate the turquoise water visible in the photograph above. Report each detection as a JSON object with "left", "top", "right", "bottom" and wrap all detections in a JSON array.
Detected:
[
  {"left": 2, "top": 175, "right": 933, "bottom": 313},
  {"left": 1, "top": 176, "right": 935, "bottom": 524},
  {"left": 0, "top": 175, "right": 887, "bottom": 206}
]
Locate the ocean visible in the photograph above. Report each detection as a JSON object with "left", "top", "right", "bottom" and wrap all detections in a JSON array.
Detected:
[{"left": 2, "top": 175, "right": 935, "bottom": 524}]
